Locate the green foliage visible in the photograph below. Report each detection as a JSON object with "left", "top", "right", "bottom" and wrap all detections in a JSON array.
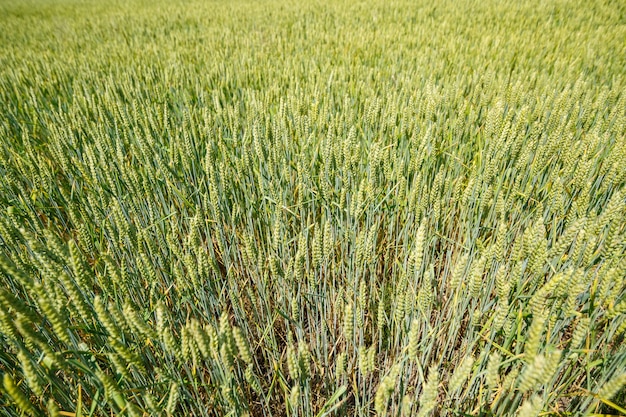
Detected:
[{"left": 0, "top": 0, "right": 625, "bottom": 415}]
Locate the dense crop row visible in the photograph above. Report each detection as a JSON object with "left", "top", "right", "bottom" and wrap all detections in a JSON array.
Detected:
[{"left": 0, "top": 0, "right": 625, "bottom": 415}]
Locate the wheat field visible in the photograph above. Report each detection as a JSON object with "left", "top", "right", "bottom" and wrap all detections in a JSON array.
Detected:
[{"left": 0, "top": 0, "right": 625, "bottom": 416}]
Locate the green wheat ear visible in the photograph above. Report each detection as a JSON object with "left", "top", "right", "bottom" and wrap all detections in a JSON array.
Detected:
[
  {"left": 417, "top": 365, "right": 439, "bottom": 417},
  {"left": 597, "top": 372, "right": 626, "bottom": 403},
  {"left": 486, "top": 351, "right": 502, "bottom": 391},
  {"left": 3, "top": 373, "right": 40, "bottom": 416},
  {"left": 165, "top": 382, "right": 180, "bottom": 416},
  {"left": 448, "top": 355, "right": 474, "bottom": 393},
  {"left": 408, "top": 319, "right": 420, "bottom": 359},
  {"left": 516, "top": 394, "right": 543, "bottom": 417}
]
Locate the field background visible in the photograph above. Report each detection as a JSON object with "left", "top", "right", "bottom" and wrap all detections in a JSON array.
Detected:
[{"left": 0, "top": 0, "right": 625, "bottom": 416}]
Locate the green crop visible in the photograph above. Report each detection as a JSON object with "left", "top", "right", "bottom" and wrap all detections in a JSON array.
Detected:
[{"left": 0, "top": 0, "right": 624, "bottom": 415}]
